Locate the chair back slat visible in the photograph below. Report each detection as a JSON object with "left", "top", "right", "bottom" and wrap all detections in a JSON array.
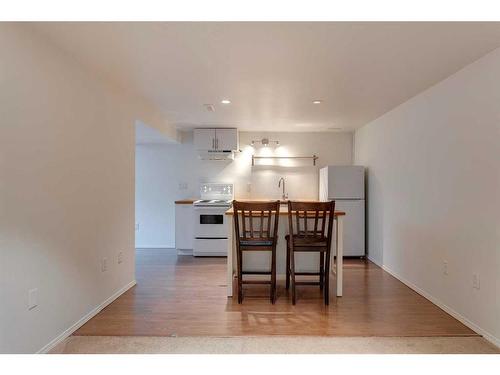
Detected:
[
  {"left": 313, "top": 210, "right": 319, "bottom": 237},
  {"left": 259, "top": 210, "right": 264, "bottom": 238},
  {"left": 241, "top": 210, "right": 247, "bottom": 239},
  {"left": 304, "top": 211, "right": 309, "bottom": 236},
  {"left": 266, "top": 210, "right": 271, "bottom": 237},
  {"left": 321, "top": 209, "right": 327, "bottom": 236},
  {"left": 249, "top": 212, "right": 254, "bottom": 237}
]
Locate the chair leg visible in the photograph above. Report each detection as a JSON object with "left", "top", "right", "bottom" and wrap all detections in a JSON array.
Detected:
[
  {"left": 324, "top": 250, "right": 331, "bottom": 306},
  {"left": 290, "top": 248, "right": 296, "bottom": 305},
  {"left": 271, "top": 248, "right": 277, "bottom": 304},
  {"left": 286, "top": 240, "right": 290, "bottom": 290},
  {"left": 319, "top": 252, "right": 324, "bottom": 291}
]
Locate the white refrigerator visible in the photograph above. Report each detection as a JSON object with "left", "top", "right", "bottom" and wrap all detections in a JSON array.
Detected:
[{"left": 319, "top": 166, "right": 365, "bottom": 257}]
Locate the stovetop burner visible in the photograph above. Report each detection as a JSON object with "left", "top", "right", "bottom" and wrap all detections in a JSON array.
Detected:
[{"left": 193, "top": 199, "right": 232, "bottom": 207}]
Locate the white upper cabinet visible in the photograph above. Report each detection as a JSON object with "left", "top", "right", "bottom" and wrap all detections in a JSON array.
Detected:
[
  {"left": 193, "top": 128, "right": 238, "bottom": 151},
  {"left": 194, "top": 129, "right": 216, "bottom": 150},
  {"left": 215, "top": 128, "right": 239, "bottom": 151}
]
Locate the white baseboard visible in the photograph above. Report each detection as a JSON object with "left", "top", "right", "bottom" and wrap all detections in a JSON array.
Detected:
[
  {"left": 37, "top": 280, "right": 137, "bottom": 354},
  {"left": 366, "top": 255, "right": 383, "bottom": 268},
  {"left": 177, "top": 249, "right": 193, "bottom": 256},
  {"left": 380, "top": 264, "right": 500, "bottom": 349}
]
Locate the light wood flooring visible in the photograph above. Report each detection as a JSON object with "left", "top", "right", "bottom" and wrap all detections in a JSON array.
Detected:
[{"left": 74, "top": 248, "right": 476, "bottom": 337}]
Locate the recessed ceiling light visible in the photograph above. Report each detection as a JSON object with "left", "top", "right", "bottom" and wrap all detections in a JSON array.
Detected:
[
  {"left": 312, "top": 100, "right": 323, "bottom": 104},
  {"left": 221, "top": 99, "right": 231, "bottom": 104}
]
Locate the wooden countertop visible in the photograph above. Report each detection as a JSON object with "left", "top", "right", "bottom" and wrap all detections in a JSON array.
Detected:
[
  {"left": 174, "top": 199, "right": 196, "bottom": 204},
  {"left": 231, "top": 199, "right": 320, "bottom": 203},
  {"left": 175, "top": 199, "right": 345, "bottom": 216},
  {"left": 225, "top": 206, "right": 345, "bottom": 216},
  {"left": 174, "top": 199, "right": 332, "bottom": 205}
]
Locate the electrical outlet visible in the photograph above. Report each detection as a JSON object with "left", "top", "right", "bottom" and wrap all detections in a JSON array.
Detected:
[
  {"left": 135, "top": 222, "right": 140, "bottom": 231},
  {"left": 118, "top": 251, "right": 123, "bottom": 264},
  {"left": 178, "top": 182, "right": 188, "bottom": 190},
  {"left": 101, "top": 257, "right": 108, "bottom": 272},
  {"left": 246, "top": 183, "right": 251, "bottom": 193},
  {"left": 442, "top": 261, "right": 448, "bottom": 275},
  {"left": 28, "top": 288, "right": 38, "bottom": 310},
  {"left": 473, "top": 274, "right": 480, "bottom": 290}
]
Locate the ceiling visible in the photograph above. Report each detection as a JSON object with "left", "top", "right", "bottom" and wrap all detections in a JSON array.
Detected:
[{"left": 33, "top": 22, "right": 500, "bottom": 132}]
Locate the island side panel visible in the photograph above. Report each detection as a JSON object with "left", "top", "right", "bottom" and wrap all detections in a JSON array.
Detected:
[
  {"left": 336, "top": 215, "right": 344, "bottom": 296},
  {"left": 227, "top": 217, "right": 234, "bottom": 297}
]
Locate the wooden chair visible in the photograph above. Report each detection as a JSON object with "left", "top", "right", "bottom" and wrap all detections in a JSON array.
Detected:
[
  {"left": 233, "top": 200, "right": 280, "bottom": 304},
  {"left": 286, "top": 201, "right": 335, "bottom": 305}
]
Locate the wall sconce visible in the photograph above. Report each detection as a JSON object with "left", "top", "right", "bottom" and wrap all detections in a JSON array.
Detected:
[{"left": 250, "top": 138, "right": 280, "bottom": 147}]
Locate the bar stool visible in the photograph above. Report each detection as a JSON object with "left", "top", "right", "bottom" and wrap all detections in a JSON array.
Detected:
[
  {"left": 286, "top": 201, "right": 335, "bottom": 305},
  {"left": 232, "top": 200, "right": 280, "bottom": 304}
]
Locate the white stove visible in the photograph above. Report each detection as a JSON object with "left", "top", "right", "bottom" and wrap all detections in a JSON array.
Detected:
[{"left": 193, "top": 183, "right": 233, "bottom": 257}]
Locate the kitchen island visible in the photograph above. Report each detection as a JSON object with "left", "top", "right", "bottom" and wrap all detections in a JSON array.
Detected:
[{"left": 225, "top": 204, "right": 345, "bottom": 298}]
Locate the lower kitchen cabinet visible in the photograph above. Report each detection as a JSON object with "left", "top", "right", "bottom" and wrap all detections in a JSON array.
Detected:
[{"left": 175, "top": 204, "right": 194, "bottom": 254}]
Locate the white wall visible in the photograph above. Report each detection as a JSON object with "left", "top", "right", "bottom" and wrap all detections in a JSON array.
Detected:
[
  {"left": 355, "top": 48, "right": 500, "bottom": 345},
  {"left": 135, "top": 144, "right": 178, "bottom": 248},
  {"left": 0, "top": 24, "right": 174, "bottom": 353},
  {"left": 135, "top": 131, "right": 352, "bottom": 248}
]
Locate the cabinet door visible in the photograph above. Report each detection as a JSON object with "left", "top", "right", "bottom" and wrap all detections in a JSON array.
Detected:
[
  {"left": 215, "top": 128, "right": 238, "bottom": 151},
  {"left": 194, "top": 129, "right": 216, "bottom": 150},
  {"left": 175, "top": 205, "right": 194, "bottom": 250}
]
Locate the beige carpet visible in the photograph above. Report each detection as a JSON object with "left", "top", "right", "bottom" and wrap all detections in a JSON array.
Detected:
[{"left": 50, "top": 335, "right": 499, "bottom": 354}]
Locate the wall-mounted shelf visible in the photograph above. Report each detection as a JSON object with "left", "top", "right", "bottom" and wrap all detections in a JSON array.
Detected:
[{"left": 251, "top": 154, "right": 318, "bottom": 166}]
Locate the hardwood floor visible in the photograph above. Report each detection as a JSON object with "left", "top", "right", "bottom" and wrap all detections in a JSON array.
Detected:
[{"left": 74, "top": 248, "right": 476, "bottom": 337}]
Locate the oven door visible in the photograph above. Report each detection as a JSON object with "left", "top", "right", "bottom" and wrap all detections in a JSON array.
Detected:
[{"left": 194, "top": 207, "right": 229, "bottom": 239}]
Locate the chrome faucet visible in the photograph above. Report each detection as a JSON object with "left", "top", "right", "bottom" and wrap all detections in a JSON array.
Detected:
[{"left": 278, "top": 177, "right": 288, "bottom": 201}]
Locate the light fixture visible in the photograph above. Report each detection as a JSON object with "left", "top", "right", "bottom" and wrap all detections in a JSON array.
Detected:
[
  {"left": 312, "top": 100, "right": 323, "bottom": 104},
  {"left": 221, "top": 99, "right": 231, "bottom": 104},
  {"left": 251, "top": 138, "right": 280, "bottom": 147}
]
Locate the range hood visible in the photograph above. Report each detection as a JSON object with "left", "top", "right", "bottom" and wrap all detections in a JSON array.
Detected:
[{"left": 197, "top": 150, "right": 235, "bottom": 161}]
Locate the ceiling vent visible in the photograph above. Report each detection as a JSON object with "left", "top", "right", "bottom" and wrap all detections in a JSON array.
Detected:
[{"left": 204, "top": 104, "right": 216, "bottom": 112}]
